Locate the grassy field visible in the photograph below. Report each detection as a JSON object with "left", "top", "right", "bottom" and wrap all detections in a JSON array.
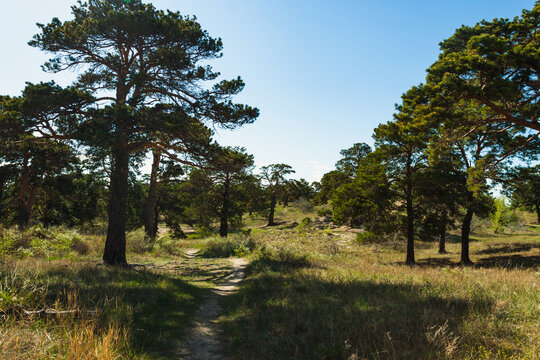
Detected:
[
  {"left": 213, "top": 209, "right": 539, "bottom": 360},
  {"left": 0, "top": 227, "right": 231, "bottom": 359},
  {"left": 1, "top": 206, "right": 539, "bottom": 359}
]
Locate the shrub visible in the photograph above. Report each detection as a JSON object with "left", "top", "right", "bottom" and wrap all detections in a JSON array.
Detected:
[
  {"left": 317, "top": 207, "right": 333, "bottom": 217},
  {"left": 293, "top": 197, "right": 314, "bottom": 213},
  {"left": 356, "top": 231, "right": 379, "bottom": 244},
  {"left": 297, "top": 217, "right": 313, "bottom": 234},
  {"left": 189, "top": 226, "right": 214, "bottom": 239},
  {"left": 153, "top": 235, "right": 181, "bottom": 255},
  {"left": 201, "top": 235, "right": 257, "bottom": 258},
  {"left": 71, "top": 237, "right": 90, "bottom": 255},
  {"left": 252, "top": 243, "right": 310, "bottom": 270},
  {"left": 489, "top": 198, "right": 519, "bottom": 234},
  {"left": 126, "top": 228, "right": 152, "bottom": 253},
  {"left": 0, "top": 230, "right": 18, "bottom": 256}
]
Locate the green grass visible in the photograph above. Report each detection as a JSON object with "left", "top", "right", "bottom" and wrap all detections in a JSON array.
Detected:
[
  {"left": 217, "top": 221, "right": 539, "bottom": 360},
  {"left": 1, "top": 208, "right": 539, "bottom": 359},
  {"left": 0, "top": 225, "right": 231, "bottom": 359}
]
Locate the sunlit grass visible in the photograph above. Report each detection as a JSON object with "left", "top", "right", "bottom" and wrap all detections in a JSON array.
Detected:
[{"left": 218, "top": 217, "right": 539, "bottom": 360}]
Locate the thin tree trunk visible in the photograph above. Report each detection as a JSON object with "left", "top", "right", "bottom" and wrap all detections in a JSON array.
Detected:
[
  {"left": 17, "top": 156, "right": 31, "bottom": 230},
  {"left": 460, "top": 191, "right": 474, "bottom": 265},
  {"left": 103, "top": 139, "right": 129, "bottom": 266},
  {"left": 405, "top": 159, "right": 415, "bottom": 265},
  {"left": 144, "top": 150, "right": 161, "bottom": 240},
  {"left": 438, "top": 222, "right": 447, "bottom": 254},
  {"left": 153, "top": 201, "right": 159, "bottom": 239},
  {"left": 219, "top": 174, "right": 231, "bottom": 237},
  {"left": 267, "top": 187, "right": 277, "bottom": 226},
  {"left": 536, "top": 203, "right": 540, "bottom": 224}
]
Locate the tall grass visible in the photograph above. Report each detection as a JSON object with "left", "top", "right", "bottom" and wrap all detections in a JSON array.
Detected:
[
  {"left": 0, "top": 256, "right": 212, "bottom": 359},
  {"left": 219, "top": 226, "right": 540, "bottom": 360}
]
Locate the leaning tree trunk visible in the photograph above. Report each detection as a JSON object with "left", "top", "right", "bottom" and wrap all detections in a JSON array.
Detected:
[
  {"left": 267, "top": 187, "right": 278, "bottom": 227},
  {"left": 219, "top": 175, "right": 231, "bottom": 237},
  {"left": 405, "top": 159, "right": 415, "bottom": 265},
  {"left": 460, "top": 191, "right": 474, "bottom": 265},
  {"left": 144, "top": 150, "right": 161, "bottom": 241},
  {"left": 103, "top": 138, "right": 129, "bottom": 266}
]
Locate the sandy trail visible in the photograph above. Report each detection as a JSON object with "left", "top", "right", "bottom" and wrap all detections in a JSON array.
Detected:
[{"left": 178, "top": 249, "right": 248, "bottom": 360}]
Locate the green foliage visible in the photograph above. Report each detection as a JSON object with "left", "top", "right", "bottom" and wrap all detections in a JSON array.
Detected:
[
  {"left": 356, "top": 231, "right": 378, "bottom": 244},
  {"left": 0, "top": 267, "right": 47, "bottom": 312},
  {"left": 27, "top": 0, "right": 259, "bottom": 265},
  {"left": 126, "top": 228, "right": 152, "bottom": 253},
  {"left": 201, "top": 235, "right": 256, "bottom": 258},
  {"left": 251, "top": 243, "right": 311, "bottom": 270},
  {"left": 297, "top": 217, "right": 313, "bottom": 234},
  {"left": 506, "top": 165, "right": 540, "bottom": 223},
  {"left": 314, "top": 170, "right": 350, "bottom": 205},
  {"left": 489, "top": 198, "right": 518, "bottom": 234},
  {"left": 426, "top": 3, "right": 540, "bottom": 132},
  {"left": 0, "top": 226, "right": 93, "bottom": 258},
  {"left": 317, "top": 207, "right": 333, "bottom": 217},
  {"left": 335, "top": 142, "right": 372, "bottom": 177},
  {"left": 0, "top": 228, "right": 19, "bottom": 256},
  {"left": 332, "top": 152, "right": 394, "bottom": 232}
]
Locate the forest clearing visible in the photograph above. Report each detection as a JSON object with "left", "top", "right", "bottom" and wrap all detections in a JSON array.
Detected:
[
  {"left": 1, "top": 0, "right": 539, "bottom": 359},
  {"left": 1, "top": 206, "right": 539, "bottom": 359}
]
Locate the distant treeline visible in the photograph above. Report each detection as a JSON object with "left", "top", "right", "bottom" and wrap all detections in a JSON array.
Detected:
[{"left": 0, "top": 0, "right": 539, "bottom": 266}]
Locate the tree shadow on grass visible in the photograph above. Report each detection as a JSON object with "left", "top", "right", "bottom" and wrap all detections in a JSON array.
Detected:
[
  {"left": 415, "top": 254, "right": 539, "bottom": 269},
  {"left": 37, "top": 263, "right": 213, "bottom": 358},
  {"left": 219, "top": 258, "right": 495, "bottom": 360},
  {"left": 475, "top": 242, "right": 539, "bottom": 255},
  {"left": 475, "top": 254, "right": 540, "bottom": 269},
  {"left": 416, "top": 257, "right": 462, "bottom": 268}
]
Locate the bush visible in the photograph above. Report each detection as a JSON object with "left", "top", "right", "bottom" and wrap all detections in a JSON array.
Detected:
[
  {"left": 297, "top": 217, "right": 313, "bottom": 234},
  {"left": 293, "top": 197, "right": 314, "bottom": 213},
  {"left": 489, "top": 198, "right": 519, "bottom": 234},
  {"left": 317, "top": 207, "right": 333, "bottom": 217},
  {"left": 153, "top": 235, "right": 181, "bottom": 255},
  {"left": 252, "top": 243, "right": 310, "bottom": 270},
  {"left": 126, "top": 228, "right": 152, "bottom": 253},
  {"left": 356, "top": 231, "right": 379, "bottom": 244},
  {"left": 189, "top": 226, "right": 214, "bottom": 239},
  {"left": 0, "top": 229, "right": 18, "bottom": 256},
  {"left": 201, "top": 235, "right": 257, "bottom": 258}
]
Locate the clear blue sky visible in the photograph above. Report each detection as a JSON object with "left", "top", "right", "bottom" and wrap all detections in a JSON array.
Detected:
[{"left": 1, "top": 0, "right": 535, "bottom": 181}]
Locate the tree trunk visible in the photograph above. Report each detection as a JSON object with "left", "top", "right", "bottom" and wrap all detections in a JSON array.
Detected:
[
  {"left": 405, "top": 159, "right": 415, "bottom": 265},
  {"left": 438, "top": 222, "right": 447, "bottom": 254},
  {"left": 17, "top": 156, "right": 31, "bottom": 230},
  {"left": 219, "top": 175, "right": 231, "bottom": 237},
  {"left": 536, "top": 203, "right": 540, "bottom": 224},
  {"left": 103, "top": 140, "right": 129, "bottom": 266},
  {"left": 460, "top": 191, "right": 474, "bottom": 265},
  {"left": 144, "top": 150, "right": 161, "bottom": 241},
  {"left": 267, "top": 188, "right": 277, "bottom": 226}
]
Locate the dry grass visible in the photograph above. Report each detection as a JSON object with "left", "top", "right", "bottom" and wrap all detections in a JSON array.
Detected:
[
  {"left": 0, "top": 315, "right": 131, "bottom": 360},
  {"left": 218, "top": 219, "right": 540, "bottom": 360},
  {"left": 1, "top": 209, "right": 538, "bottom": 359},
  {"left": 0, "top": 254, "right": 228, "bottom": 359}
]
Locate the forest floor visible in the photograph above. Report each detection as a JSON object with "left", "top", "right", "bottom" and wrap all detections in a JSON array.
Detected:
[{"left": 0, "top": 206, "right": 539, "bottom": 359}]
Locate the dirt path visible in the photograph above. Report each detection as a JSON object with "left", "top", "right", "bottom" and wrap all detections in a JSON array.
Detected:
[{"left": 178, "top": 250, "right": 248, "bottom": 360}]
